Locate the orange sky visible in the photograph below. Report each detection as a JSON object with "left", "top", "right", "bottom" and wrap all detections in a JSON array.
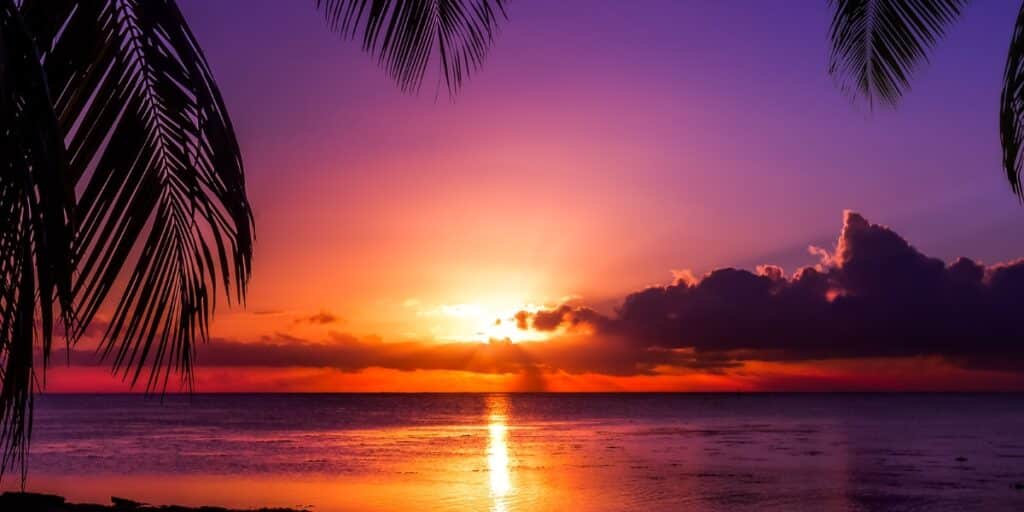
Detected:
[{"left": 42, "top": 358, "right": 1024, "bottom": 393}]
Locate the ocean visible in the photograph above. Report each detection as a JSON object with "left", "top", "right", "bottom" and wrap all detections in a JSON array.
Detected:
[{"left": 6, "top": 393, "right": 1024, "bottom": 511}]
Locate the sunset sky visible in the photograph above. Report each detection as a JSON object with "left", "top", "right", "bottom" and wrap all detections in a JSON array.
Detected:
[{"left": 48, "top": 1, "right": 1024, "bottom": 392}]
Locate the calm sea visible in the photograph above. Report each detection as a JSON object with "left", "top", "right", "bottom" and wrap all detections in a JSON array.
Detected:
[{"left": 6, "top": 393, "right": 1024, "bottom": 511}]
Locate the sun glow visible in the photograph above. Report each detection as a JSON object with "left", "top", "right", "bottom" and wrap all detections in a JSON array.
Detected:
[{"left": 416, "top": 300, "right": 548, "bottom": 343}]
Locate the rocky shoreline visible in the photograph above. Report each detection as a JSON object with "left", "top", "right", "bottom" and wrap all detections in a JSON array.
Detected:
[{"left": 0, "top": 492, "right": 309, "bottom": 512}]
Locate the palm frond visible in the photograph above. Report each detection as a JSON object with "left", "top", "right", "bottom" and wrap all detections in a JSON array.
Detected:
[
  {"left": 828, "top": 0, "right": 967, "bottom": 107},
  {"left": 315, "top": 0, "right": 507, "bottom": 96},
  {"left": 20, "top": 0, "right": 254, "bottom": 391},
  {"left": 0, "top": 0, "right": 75, "bottom": 480},
  {"left": 1001, "top": 3, "right": 1024, "bottom": 198}
]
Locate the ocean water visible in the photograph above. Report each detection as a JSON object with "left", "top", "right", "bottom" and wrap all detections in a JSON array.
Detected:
[{"left": 6, "top": 393, "right": 1024, "bottom": 511}]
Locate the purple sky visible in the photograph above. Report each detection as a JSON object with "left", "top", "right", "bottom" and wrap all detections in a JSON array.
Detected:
[{"left": 110, "top": 1, "right": 1024, "bottom": 392}]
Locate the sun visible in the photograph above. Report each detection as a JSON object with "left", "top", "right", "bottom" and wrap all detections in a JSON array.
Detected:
[{"left": 415, "top": 299, "right": 549, "bottom": 343}]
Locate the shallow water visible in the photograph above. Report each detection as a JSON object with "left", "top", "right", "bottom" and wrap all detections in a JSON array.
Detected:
[{"left": 6, "top": 393, "right": 1024, "bottom": 511}]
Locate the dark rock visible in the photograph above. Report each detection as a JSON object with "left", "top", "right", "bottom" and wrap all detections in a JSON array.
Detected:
[
  {"left": 0, "top": 492, "right": 308, "bottom": 512},
  {"left": 111, "top": 496, "right": 144, "bottom": 508},
  {"left": 955, "top": 456, "right": 967, "bottom": 462},
  {"left": 0, "top": 492, "right": 67, "bottom": 508}
]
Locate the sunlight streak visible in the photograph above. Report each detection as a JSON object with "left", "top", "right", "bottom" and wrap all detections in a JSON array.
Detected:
[{"left": 486, "top": 395, "right": 512, "bottom": 511}]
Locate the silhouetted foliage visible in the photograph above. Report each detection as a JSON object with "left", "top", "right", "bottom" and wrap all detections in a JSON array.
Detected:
[
  {"left": 0, "top": 0, "right": 508, "bottom": 483},
  {"left": 6, "top": 0, "right": 1024, "bottom": 490},
  {"left": 0, "top": 0, "right": 75, "bottom": 481},
  {"left": 828, "top": 0, "right": 966, "bottom": 106},
  {"left": 20, "top": 0, "right": 255, "bottom": 392},
  {"left": 1001, "top": 4, "right": 1024, "bottom": 196},
  {"left": 1, "top": 0, "right": 257, "bottom": 481},
  {"left": 828, "top": 0, "right": 1024, "bottom": 200},
  {"left": 316, "top": 0, "right": 507, "bottom": 97}
]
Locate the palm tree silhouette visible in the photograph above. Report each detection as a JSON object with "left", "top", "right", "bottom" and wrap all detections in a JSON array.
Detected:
[
  {"left": 0, "top": 0, "right": 506, "bottom": 480},
  {"left": 827, "top": 0, "right": 1024, "bottom": 196},
  {"left": 5, "top": 0, "right": 1016, "bottom": 485}
]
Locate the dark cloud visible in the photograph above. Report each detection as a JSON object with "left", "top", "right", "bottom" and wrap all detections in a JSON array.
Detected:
[
  {"left": 295, "top": 310, "right": 341, "bottom": 325},
  {"left": 516, "top": 211, "right": 1024, "bottom": 372},
  {"left": 513, "top": 311, "right": 530, "bottom": 330},
  {"left": 251, "top": 309, "right": 286, "bottom": 316},
  {"left": 519, "top": 304, "right": 613, "bottom": 333},
  {"left": 262, "top": 332, "right": 308, "bottom": 343}
]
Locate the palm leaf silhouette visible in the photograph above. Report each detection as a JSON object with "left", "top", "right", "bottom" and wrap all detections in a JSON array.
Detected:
[
  {"left": 316, "top": 0, "right": 507, "bottom": 96},
  {"left": 0, "top": 0, "right": 75, "bottom": 479},
  {"left": 1001, "top": 4, "right": 1024, "bottom": 197},
  {"left": 828, "top": 0, "right": 966, "bottom": 107},
  {"left": 19, "top": 0, "right": 254, "bottom": 391},
  {"left": 1, "top": 0, "right": 512, "bottom": 481}
]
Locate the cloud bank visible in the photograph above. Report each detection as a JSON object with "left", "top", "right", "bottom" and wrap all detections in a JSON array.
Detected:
[
  {"left": 514, "top": 211, "right": 1024, "bottom": 372},
  {"left": 55, "top": 212, "right": 1024, "bottom": 388}
]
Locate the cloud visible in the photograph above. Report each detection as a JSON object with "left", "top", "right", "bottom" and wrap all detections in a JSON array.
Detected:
[
  {"left": 57, "top": 334, "right": 552, "bottom": 391},
  {"left": 52, "top": 212, "right": 1024, "bottom": 389},
  {"left": 251, "top": 309, "right": 286, "bottom": 316},
  {"left": 515, "top": 211, "right": 1024, "bottom": 372},
  {"left": 295, "top": 310, "right": 341, "bottom": 325},
  {"left": 55, "top": 330, "right": 693, "bottom": 393}
]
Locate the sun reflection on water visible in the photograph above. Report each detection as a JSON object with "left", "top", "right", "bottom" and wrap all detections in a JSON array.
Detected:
[{"left": 486, "top": 395, "right": 512, "bottom": 511}]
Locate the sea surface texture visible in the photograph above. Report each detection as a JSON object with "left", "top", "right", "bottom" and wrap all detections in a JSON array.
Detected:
[{"left": 8, "top": 393, "right": 1024, "bottom": 511}]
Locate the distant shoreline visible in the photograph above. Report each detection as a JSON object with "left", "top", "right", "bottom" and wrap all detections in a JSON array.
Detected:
[
  {"left": 33, "top": 390, "right": 1024, "bottom": 395},
  {"left": 0, "top": 493, "right": 308, "bottom": 512}
]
